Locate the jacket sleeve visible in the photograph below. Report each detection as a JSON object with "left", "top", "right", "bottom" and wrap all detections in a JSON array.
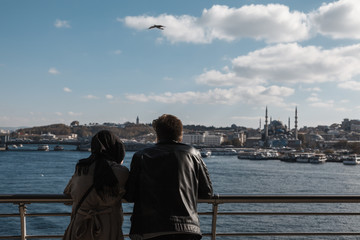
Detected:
[
  {"left": 124, "top": 153, "right": 141, "bottom": 202},
  {"left": 197, "top": 158, "right": 213, "bottom": 199}
]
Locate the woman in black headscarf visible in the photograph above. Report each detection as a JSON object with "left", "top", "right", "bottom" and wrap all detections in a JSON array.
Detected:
[{"left": 63, "top": 130, "right": 129, "bottom": 240}]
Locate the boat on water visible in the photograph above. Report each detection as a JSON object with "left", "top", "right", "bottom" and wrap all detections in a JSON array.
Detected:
[
  {"left": 238, "top": 149, "right": 280, "bottom": 160},
  {"left": 296, "top": 153, "right": 314, "bottom": 163},
  {"left": 53, "top": 145, "right": 64, "bottom": 151},
  {"left": 343, "top": 154, "right": 360, "bottom": 165},
  {"left": 37, "top": 144, "right": 49, "bottom": 151},
  {"left": 211, "top": 148, "right": 238, "bottom": 156},
  {"left": 309, "top": 154, "right": 327, "bottom": 164},
  {"left": 200, "top": 149, "right": 211, "bottom": 158},
  {"left": 279, "top": 152, "right": 299, "bottom": 162}
]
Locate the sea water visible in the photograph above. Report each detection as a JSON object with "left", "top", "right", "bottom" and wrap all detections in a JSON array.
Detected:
[{"left": 1, "top": 146, "right": 360, "bottom": 239}]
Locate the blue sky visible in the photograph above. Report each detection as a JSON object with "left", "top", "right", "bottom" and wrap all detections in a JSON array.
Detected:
[{"left": 1, "top": 0, "right": 360, "bottom": 128}]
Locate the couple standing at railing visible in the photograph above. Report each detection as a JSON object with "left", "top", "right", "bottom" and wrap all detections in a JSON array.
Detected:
[{"left": 63, "top": 114, "right": 214, "bottom": 240}]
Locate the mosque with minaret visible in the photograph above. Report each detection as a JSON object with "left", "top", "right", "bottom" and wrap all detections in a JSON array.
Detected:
[{"left": 261, "top": 106, "right": 301, "bottom": 148}]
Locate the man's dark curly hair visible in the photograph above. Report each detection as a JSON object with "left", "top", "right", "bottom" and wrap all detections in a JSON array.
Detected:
[{"left": 152, "top": 114, "right": 183, "bottom": 142}]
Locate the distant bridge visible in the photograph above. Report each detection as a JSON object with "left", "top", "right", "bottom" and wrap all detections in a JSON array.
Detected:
[
  {"left": 5, "top": 140, "right": 84, "bottom": 146},
  {"left": 2, "top": 140, "right": 154, "bottom": 152}
]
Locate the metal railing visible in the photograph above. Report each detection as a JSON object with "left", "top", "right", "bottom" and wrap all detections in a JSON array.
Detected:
[{"left": 2, "top": 194, "right": 360, "bottom": 239}]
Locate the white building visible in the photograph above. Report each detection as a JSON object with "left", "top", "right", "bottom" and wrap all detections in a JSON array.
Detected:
[
  {"left": 182, "top": 131, "right": 225, "bottom": 146},
  {"left": 203, "top": 134, "right": 224, "bottom": 146},
  {"left": 182, "top": 133, "right": 204, "bottom": 145}
]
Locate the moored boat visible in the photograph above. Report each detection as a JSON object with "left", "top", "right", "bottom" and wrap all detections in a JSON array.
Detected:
[
  {"left": 343, "top": 154, "right": 360, "bottom": 165},
  {"left": 296, "top": 153, "right": 314, "bottom": 163},
  {"left": 211, "top": 148, "right": 238, "bottom": 156},
  {"left": 54, "top": 145, "right": 64, "bottom": 151},
  {"left": 37, "top": 144, "right": 49, "bottom": 151},
  {"left": 309, "top": 154, "right": 327, "bottom": 164}
]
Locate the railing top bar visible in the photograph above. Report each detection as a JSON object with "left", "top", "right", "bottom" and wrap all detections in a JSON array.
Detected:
[
  {"left": 3, "top": 194, "right": 360, "bottom": 204},
  {"left": 0, "top": 194, "right": 73, "bottom": 203},
  {"left": 198, "top": 194, "right": 360, "bottom": 203}
]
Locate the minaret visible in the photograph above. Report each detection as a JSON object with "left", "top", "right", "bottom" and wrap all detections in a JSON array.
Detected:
[
  {"left": 265, "top": 106, "right": 268, "bottom": 139},
  {"left": 259, "top": 118, "right": 261, "bottom": 131},
  {"left": 136, "top": 116, "right": 139, "bottom": 125},
  {"left": 288, "top": 117, "right": 290, "bottom": 132},
  {"left": 295, "top": 107, "right": 298, "bottom": 140}
]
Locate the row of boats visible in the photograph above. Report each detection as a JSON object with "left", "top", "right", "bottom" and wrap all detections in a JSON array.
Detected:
[
  {"left": 8, "top": 144, "right": 91, "bottom": 151},
  {"left": 37, "top": 144, "right": 64, "bottom": 151},
  {"left": 239, "top": 150, "right": 360, "bottom": 165},
  {"left": 199, "top": 148, "right": 360, "bottom": 165}
]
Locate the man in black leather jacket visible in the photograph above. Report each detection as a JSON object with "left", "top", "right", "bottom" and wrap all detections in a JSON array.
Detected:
[{"left": 125, "top": 114, "right": 213, "bottom": 240}]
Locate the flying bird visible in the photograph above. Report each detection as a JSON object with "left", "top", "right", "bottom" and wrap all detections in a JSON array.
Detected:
[{"left": 148, "top": 25, "right": 165, "bottom": 30}]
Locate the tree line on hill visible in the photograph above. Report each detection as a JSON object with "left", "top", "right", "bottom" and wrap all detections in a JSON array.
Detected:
[{"left": 11, "top": 123, "right": 156, "bottom": 141}]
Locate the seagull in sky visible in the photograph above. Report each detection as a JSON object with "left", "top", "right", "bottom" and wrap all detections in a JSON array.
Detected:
[{"left": 148, "top": 25, "right": 165, "bottom": 30}]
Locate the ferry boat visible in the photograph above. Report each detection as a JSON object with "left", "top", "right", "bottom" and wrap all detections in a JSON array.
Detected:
[
  {"left": 210, "top": 148, "right": 238, "bottom": 156},
  {"left": 37, "top": 144, "right": 49, "bottom": 151},
  {"left": 279, "top": 152, "right": 299, "bottom": 162},
  {"left": 343, "top": 154, "right": 360, "bottom": 165},
  {"left": 309, "top": 154, "right": 327, "bottom": 164},
  {"left": 238, "top": 150, "right": 279, "bottom": 160},
  {"left": 296, "top": 153, "right": 314, "bottom": 163}
]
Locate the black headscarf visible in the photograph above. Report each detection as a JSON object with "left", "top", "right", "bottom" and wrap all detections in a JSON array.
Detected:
[{"left": 76, "top": 130, "right": 125, "bottom": 199}]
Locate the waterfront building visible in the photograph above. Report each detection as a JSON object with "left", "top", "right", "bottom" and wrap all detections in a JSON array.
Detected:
[
  {"left": 182, "top": 133, "right": 204, "bottom": 145},
  {"left": 203, "top": 132, "right": 224, "bottom": 146},
  {"left": 182, "top": 131, "right": 225, "bottom": 146},
  {"left": 40, "top": 132, "right": 56, "bottom": 140}
]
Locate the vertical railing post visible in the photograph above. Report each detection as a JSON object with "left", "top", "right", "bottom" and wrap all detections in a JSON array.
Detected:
[
  {"left": 19, "top": 203, "right": 27, "bottom": 240},
  {"left": 211, "top": 194, "right": 219, "bottom": 240}
]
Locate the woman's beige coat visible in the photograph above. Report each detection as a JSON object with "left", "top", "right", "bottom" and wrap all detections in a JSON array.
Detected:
[{"left": 63, "top": 161, "right": 129, "bottom": 240}]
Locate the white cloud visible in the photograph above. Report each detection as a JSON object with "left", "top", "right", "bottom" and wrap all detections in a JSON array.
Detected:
[
  {"left": 310, "top": 0, "right": 360, "bottom": 39},
  {"left": 122, "top": 4, "right": 310, "bottom": 44},
  {"left": 309, "top": 100, "right": 334, "bottom": 108},
  {"left": 48, "top": 67, "right": 60, "bottom": 75},
  {"left": 196, "top": 43, "right": 360, "bottom": 86},
  {"left": 63, "top": 87, "right": 72, "bottom": 93},
  {"left": 55, "top": 112, "right": 63, "bottom": 116},
  {"left": 306, "top": 96, "right": 320, "bottom": 102},
  {"left": 113, "top": 50, "right": 122, "bottom": 55},
  {"left": 338, "top": 80, "right": 360, "bottom": 91},
  {"left": 68, "top": 112, "right": 82, "bottom": 116},
  {"left": 106, "top": 94, "right": 114, "bottom": 99},
  {"left": 126, "top": 85, "right": 294, "bottom": 106},
  {"left": 84, "top": 95, "right": 99, "bottom": 99},
  {"left": 302, "top": 87, "right": 322, "bottom": 92},
  {"left": 54, "top": 19, "right": 71, "bottom": 28},
  {"left": 122, "top": 1, "right": 360, "bottom": 44}
]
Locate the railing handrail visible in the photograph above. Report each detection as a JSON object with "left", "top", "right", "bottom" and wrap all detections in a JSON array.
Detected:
[
  {"left": 3, "top": 194, "right": 360, "bottom": 239},
  {"left": 3, "top": 193, "right": 360, "bottom": 203}
]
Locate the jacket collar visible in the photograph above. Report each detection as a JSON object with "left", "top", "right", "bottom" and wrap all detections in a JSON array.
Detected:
[{"left": 156, "top": 140, "right": 180, "bottom": 145}]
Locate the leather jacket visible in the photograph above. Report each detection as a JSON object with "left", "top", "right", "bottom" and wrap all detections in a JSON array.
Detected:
[{"left": 125, "top": 141, "right": 213, "bottom": 236}]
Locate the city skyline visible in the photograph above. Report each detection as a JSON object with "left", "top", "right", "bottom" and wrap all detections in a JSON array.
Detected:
[{"left": 1, "top": 0, "right": 360, "bottom": 128}]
